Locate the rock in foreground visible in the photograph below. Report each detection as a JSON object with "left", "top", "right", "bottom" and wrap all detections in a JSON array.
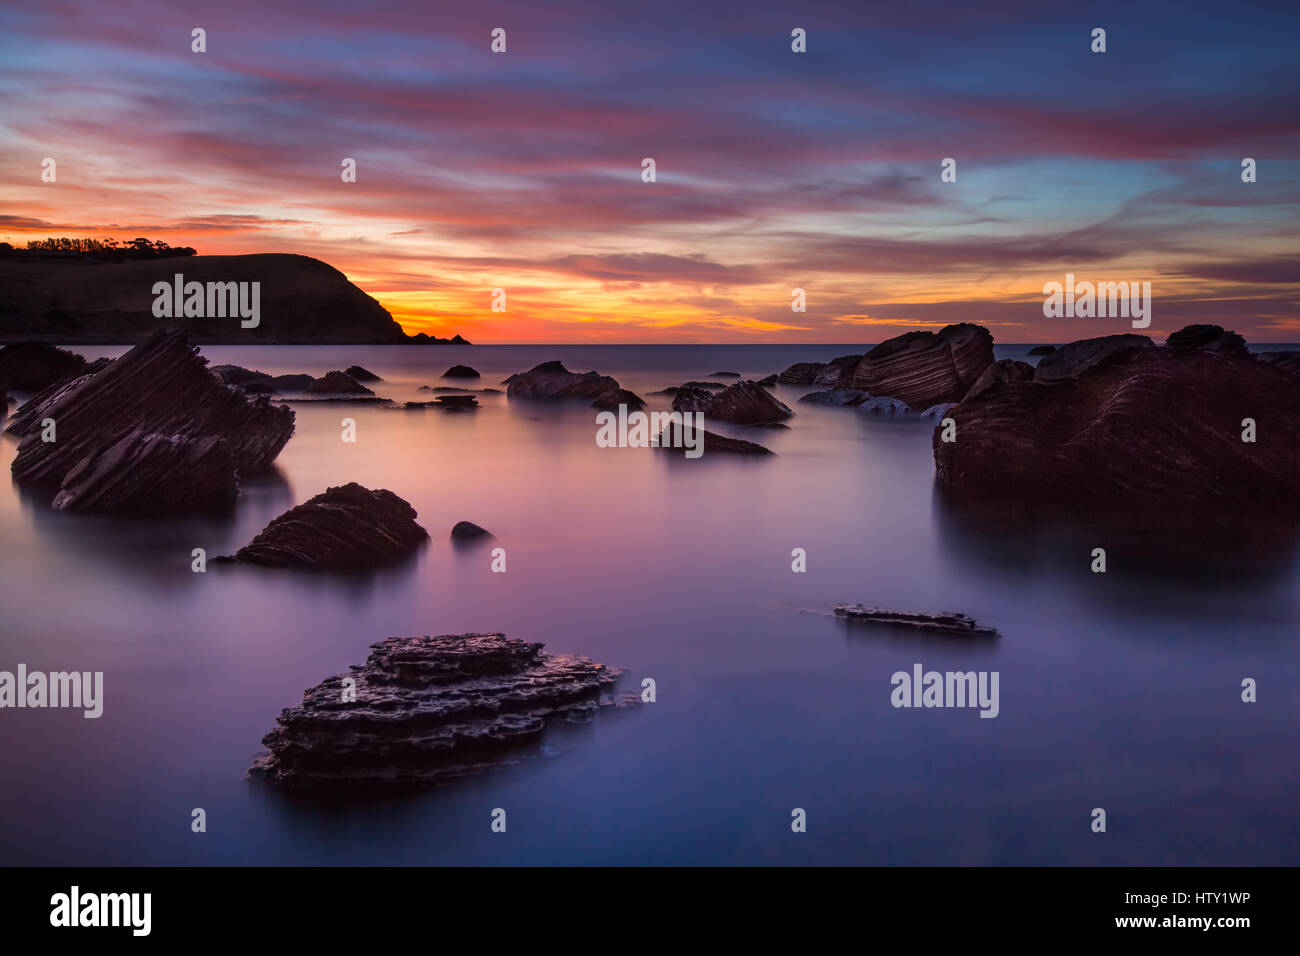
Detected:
[
  {"left": 8, "top": 330, "right": 294, "bottom": 514},
  {"left": 672, "top": 379, "right": 793, "bottom": 424},
  {"left": 250, "top": 633, "right": 628, "bottom": 791},
  {"left": 222, "top": 483, "right": 428, "bottom": 570},
  {"left": 834, "top": 604, "right": 998, "bottom": 637},
  {"left": 506, "top": 361, "right": 645, "bottom": 410}
]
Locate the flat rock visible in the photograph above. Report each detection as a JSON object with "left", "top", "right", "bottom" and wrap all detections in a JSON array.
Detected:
[
  {"left": 834, "top": 604, "right": 998, "bottom": 637},
  {"left": 0, "top": 341, "right": 89, "bottom": 393},
  {"left": 221, "top": 483, "right": 427, "bottom": 570},
  {"left": 848, "top": 324, "right": 993, "bottom": 407},
  {"left": 8, "top": 330, "right": 294, "bottom": 514},
  {"left": 506, "top": 361, "right": 645, "bottom": 410},
  {"left": 249, "top": 633, "right": 628, "bottom": 791},
  {"left": 1033, "top": 333, "right": 1152, "bottom": 383},
  {"left": 671, "top": 379, "right": 793, "bottom": 424}
]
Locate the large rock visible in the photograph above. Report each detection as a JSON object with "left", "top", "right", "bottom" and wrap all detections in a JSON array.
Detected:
[
  {"left": 8, "top": 330, "right": 294, "bottom": 513},
  {"left": 221, "top": 483, "right": 427, "bottom": 570},
  {"left": 848, "top": 324, "right": 993, "bottom": 407},
  {"left": 1165, "top": 324, "right": 1248, "bottom": 355},
  {"left": 249, "top": 633, "right": 628, "bottom": 790},
  {"left": 506, "top": 361, "right": 645, "bottom": 410},
  {"left": 0, "top": 341, "right": 89, "bottom": 393},
  {"left": 777, "top": 354, "right": 860, "bottom": 387},
  {"left": 671, "top": 379, "right": 793, "bottom": 425},
  {"left": 962, "top": 358, "right": 1035, "bottom": 401},
  {"left": 934, "top": 346, "right": 1300, "bottom": 519},
  {"left": 1032, "top": 333, "right": 1152, "bottom": 383}
]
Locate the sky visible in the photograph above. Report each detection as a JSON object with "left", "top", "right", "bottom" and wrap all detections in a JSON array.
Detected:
[{"left": 0, "top": 0, "right": 1297, "bottom": 343}]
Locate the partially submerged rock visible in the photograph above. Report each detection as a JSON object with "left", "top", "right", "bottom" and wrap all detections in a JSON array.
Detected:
[
  {"left": 8, "top": 330, "right": 294, "bottom": 514},
  {"left": 221, "top": 483, "right": 428, "bottom": 570},
  {"left": 778, "top": 355, "right": 860, "bottom": 387},
  {"left": 345, "top": 364, "right": 383, "bottom": 381},
  {"left": 307, "top": 370, "right": 374, "bottom": 395},
  {"left": 442, "top": 364, "right": 480, "bottom": 379},
  {"left": 0, "top": 341, "right": 89, "bottom": 393},
  {"left": 710, "top": 371, "right": 741, "bottom": 378},
  {"left": 799, "top": 388, "right": 870, "bottom": 406},
  {"left": 450, "top": 520, "right": 491, "bottom": 539},
  {"left": 656, "top": 422, "right": 773, "bottom": 456},
  {"left": 847, "top": 324, "right": 993, "bottom": 407},
  {"left": 1027, "top": 345, "right": 1057, "bottom": 356},
  {"left": 506, "top": 361, "right": 645, "bottom": 410},
  {"left": 858, "top": 396, "right": 911, "bottom": 415},
  {"left": 834, "top": 604, "right": 998, "bottom": 637},
  {"left": 249, "top": 633, "right": 628, "bottom": 791},
  {"left": 672, "top": 379, "right": 793, "bottom": 425}
]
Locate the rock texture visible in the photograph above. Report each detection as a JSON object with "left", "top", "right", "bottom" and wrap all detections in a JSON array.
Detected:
[
  {"left": 934, "top": 345, "right": 1300, "bottom": 519},
  {"left": 858, "top": 396, "right": 911, "bottom": 416},
  {"left": 962, "top": 358, "right": 1035, "bottom": 401},
  {"left": 798, "top": 388, "right": 871, "bottom": 406},
  {"left": 8, "top": 330, "right": 294, "bottom": 513},
  {"left": 1165, "top": 324, "right": 1248, "bottom": 355},
  {"left": 834, "top": 604, "right": 998, "bottom": 637},
  {"left": 221, "top": 483, "right": 428, "bottom": 570},
  {"left": 506, "top": 361, "right": 645, "bottom": 410},
  {"left": 0, "top": 341, "right": 89, "bottom": 393},
  {"left": 249, "top": 633, "right": 627, "bottom": 790},
  {"left": 1032, "top": 333, "right": 1152, "bottom": 383},
  {"left": 848, "top": 324, "right": 993, "bottom": 407},
  {"left": 671, "top": 380, "right": 793, "bottom": 425},
  {"left": 778, "top": 354, "right": 861, "bottom": 387}
]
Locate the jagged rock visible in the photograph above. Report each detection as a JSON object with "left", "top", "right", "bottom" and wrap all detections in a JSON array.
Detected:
[
  {"left": 834, "top": 604, "right": 998, "bottom": 637},
  {"left": 672, "top": 380, "right": 793, "bottom": 425},
  {"left": 451, "top": 520, "right": 491, "bottom": 539},
  {"left": 221, "top": 483, "right": 427, "bottom": 570},
  {"left": 656, "top": 421, "right": 773, "bottom": 456},
  {"left": 0, "top": 341, "right": 89, "bottom": 393},
  {"left": 345, "top": 365, "right": 382, "bottom": 381},
  {"left": 506, "top": 361, "right": 645, "bottom": 410},
  {"left": 1032, "top": 333, "right": 1152, "bottom": 383},
  {"left": 847, "top": 324, "right": 993, "bottom": 407},
  {"left": 799, "top": 388, "right": 871, "bottom": 406},
  {"left": 858, "top": 396, "right": 911, "bottom": 415},
  {"left": 9, "top": 330, "right": 294, "bottom": 513},
  {"left": 307, "top": 370, "right": 374, "bottom": 395},
  {"left": 758, "top": 374, "right": 778, "bottom": 385},
  {"left": 1027, "top": 345, "right": 1057, "bottom": 356},
  {"left": 934, "top": 346, "right": 1300, "bottom": 519},
  {"left": 262, "top": 373, "right": 317, "bottom": 392},
  {"left": 963, "top": 358, "right": 1035, "bottom": 400},
  {"left": 249, "top": 633, "right": 628, "bottom": 790},
  {"left": 920, "top": 402, "right": 956, "bottom": 420},
  {"left": 1165, "top": 324, "right": 1248, "bottom": 355},
  {"left": 442, "top": 364, "right": 480, "bottom": 379}
]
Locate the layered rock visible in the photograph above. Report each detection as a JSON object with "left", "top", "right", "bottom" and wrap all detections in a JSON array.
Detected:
[
  {"left": 1032, "top": 333, "right": 1152, "bottom": 383},
  {"left": 848, "top": 324, "right": 993, "bottom": 407},
  {"left": 962, "top": 358, "right": 1035, "bottom": 401},
  {"left": 506, "top": 361, "right": 645, "bottom": 410},
  {"left": 0, "top": 341, "right": 89, "bottom": 393},
  {"left": 778, "top": 354, "right": 860, "bottom": 386},
  {"left": 834, "top": 604, "right": 998, "bottom": 637},
  {"left": 9, "top": 330, "right": 294, "bottom": 513},
  {"left": 221, "top": 483, "right": 427, "bottom": 570},
  {"left": 249, "top": 633, "right": 627, "bottom": 790},
  {"left": 934, "top": 346, "right": 1300, "bottom": 520},
  {"left": 671, "top": 379, "right": 793, "bottom": 425}
]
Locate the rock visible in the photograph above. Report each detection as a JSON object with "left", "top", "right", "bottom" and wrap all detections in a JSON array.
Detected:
[
  {"left": 1165, "top": 324, "right": 1248, "bottom": 355},
  {"left": 671, "top": 380, "right": 793, "bottom": 425},
  {"left": 435, "top": 395, "right": 478, "bottom": 411},
  {"left": 9, "top": 330, "right": 294, "bottom": 514},
  {"left": 307, "top": 370, "right": 374, "bottom": 395},
  {"left": 778, "top": 362, "right": 823, "bottom": 385},
  {"left": 1256, "top": 351, "right": 1300, "bottom": 380},
  {"left": 819, "top": 355, "right": 863, "bottom": 386},
  {"left": 848, "top": 324, "right": 993, "bottom": 407},
  {"left": 221, "top": 483, "right": 427, "bottom": 570},
  {"left": 934, "top": 346, "right": 1300, "bottom": 520},
  {"left": 758, "top": 374, "right": 779, "bottom": 385},
  {"left": 919, "top": 402, "right": 956, "bottom": 420},
  {"left": 858, "top": 396, "right": 911, "bottom": 415},
  {"left": 649, "top": 380, "right": 726, "bottom": 395},
  {"left": 506, "top": 361, "right": 645, "bottom": 410},
  {"left": 710, "top": 371, "right": 741, "bottom": 378},
  {"left": 262, "top": 373, "right": 317, "bottom": 392},
  {"left": 834, "top": 604, "right": 998, "bottom": 637},
  {"left": 798, "top": 388, "right": 871, "bottom": 406},
  {"left": 1027, "top": 345, "right": 1057, "bottom": 356},
  {"left": 450, "top": 520, "right": 491, "bottom": 539},
  {"left": 345, "top": 365, "right": 383, "bottom": 381},
  {"left": 249, "top": 632, "right": 628, "bottom": 791},
  {"left": 1032, "top": 333, "right": 1152, "bottom": 383},
  {"left": 656, "top": 421, "right": 773, "bottom": 456},
  {"left": 962, "top": 358, "right": 1035, "bottom": 400},
  {"left": 0, "top": 341, "right": 89, "bottom": 393},
  {"left": 442, "top": 364, "right": 480, "bottom": 379},
  {"left": 211, "top": 364, "right": 271, "bottom": 386}
]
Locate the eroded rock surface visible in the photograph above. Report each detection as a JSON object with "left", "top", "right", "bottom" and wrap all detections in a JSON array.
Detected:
[
  {"left": 847, "top": 324, "right": 993, "bottom": 407},
  {"left": 671, "top": 379, "right": 793, "bottom": 424}
]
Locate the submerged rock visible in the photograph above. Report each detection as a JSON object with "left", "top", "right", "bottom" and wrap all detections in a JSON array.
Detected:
[
  {"left": 656, "top": 421, "right": 773, "bottom": 456},
  {"left": 847, "top": 324, "right": 993, "bottom": 407},
  {"left": 1027, "top": 345, "right": 1057, "bottom": 356},
  {"left": 307, "top": 370, "right": 374, "bottom": 395},
  {"left": 672, "top": 379, "right": 793, "bottom": 425},
  {"left": 435, "top": 395, "right": 478, "bottom": 411},
  {"left": 442, "top": 364, "right": 480, "bottom": 379},
  {"left": 450, "top": 520, "right": 491, "bottom": 539},
  {"left": 1032, "top": 333, "right": 1152, "bottom": 383},
  {"left": 506, "top": 361, "right": 645, "bottom": 410},
  {"left": 0, "top": 341, "right": 89, "bottom": 393},
  {"left": 834, "top": 604, "right": 998, "bottom": 637},
  {"left": 221, "top": 483, "right": 428, "bottom": 570},
  {"left": 249, "top": 632, "right": 628, "bottom": 791},
  {"left": 799, "top": 388, "right": 871, "bottom": 406},
  {"left": 345, "top": 364, "right": 383, "bottom": 381},
  {"left": 8, "top": 330, "right": 294, "bottom": 514}
]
